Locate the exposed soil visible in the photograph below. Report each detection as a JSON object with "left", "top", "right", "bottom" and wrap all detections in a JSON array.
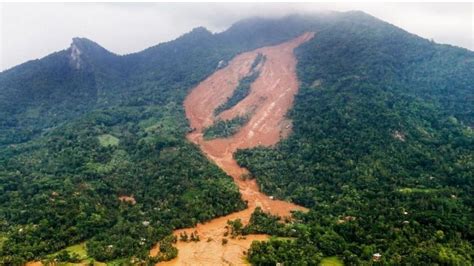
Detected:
[
  {"left": 118, "top": 195, "right": 137, "bottom": 205},
  {"left": 155, "top": 32, "right": 314, "bottom": 265},
  {"left": 25, "top": 262, "right": 42, "bottom": 266}
]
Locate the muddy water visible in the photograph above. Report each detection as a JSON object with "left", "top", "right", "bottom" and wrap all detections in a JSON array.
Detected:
[{"left": 154, "top": 32, "right": 314, "bottom": 266}]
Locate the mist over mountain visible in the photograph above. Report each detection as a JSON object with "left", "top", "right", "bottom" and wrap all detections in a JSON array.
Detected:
[{"left": 0, "top": 11, "right": 472, "bottom": 265}]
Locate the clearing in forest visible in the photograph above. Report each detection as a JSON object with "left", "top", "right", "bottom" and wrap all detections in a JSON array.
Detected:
[{"left": 98, "top": 134, "right": 119, "bottom": 147}]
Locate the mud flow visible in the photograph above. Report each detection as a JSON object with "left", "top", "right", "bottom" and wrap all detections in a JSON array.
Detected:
[{"left": 154, "top": 32, "right": 315, "bottom": 265}]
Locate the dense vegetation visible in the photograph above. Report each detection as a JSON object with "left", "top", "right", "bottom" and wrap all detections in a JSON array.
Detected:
[
  {"left": 236, "top": 12, "right": 474, "bottom": 265},
  {"left": 0, "top": 11, "right": 472, "bottom": 265},
  {"left": 203, "top": 116, "right": 249, "bottom": 140},
  {"left": 0, "top": 16, "right": 318, "bottom": 263},
  {"left": 0, "top": 104, "right": 245, "bottom": 264}
]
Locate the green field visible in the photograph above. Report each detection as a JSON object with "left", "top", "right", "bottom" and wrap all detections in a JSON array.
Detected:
[
  {"left": 98, "top": 134, "right": 119, "bottom": 147},
  {"left": 398, "top": 188, "right": 439, "bottom": 194},
  {"left": 49, "top": 242, "right": 87, "bottom": 260},
  {"left": 319, "top": 256, "right": 343, "bottom": 266},
  {"left": 47, "top": 243, "right": 106, "bottom": 265}
]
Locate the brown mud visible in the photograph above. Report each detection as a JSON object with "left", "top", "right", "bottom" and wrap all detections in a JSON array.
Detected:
[{"left": 155, "top": 32, "right": 315, "bottom": 266}]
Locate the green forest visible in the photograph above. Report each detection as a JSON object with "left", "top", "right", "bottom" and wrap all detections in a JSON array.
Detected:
[
  {"left": 236, "top": 12, "right": 474, "bottom": 265},
  {"left": 203, "top": 116, "right": 249, "bottom": 140},
  {"left": 0, "top": 102, "right": 247, "bottom": 264},
  {"left": 0, "top": 11, "right": 473, "bottom": 265},
  {"left": 0, "top": 18, "right": 307, "bottom": 264}
]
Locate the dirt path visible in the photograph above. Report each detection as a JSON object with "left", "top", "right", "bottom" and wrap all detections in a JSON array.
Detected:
[{"left": 153, "top": 32, "right": 314, "bottom": 265}]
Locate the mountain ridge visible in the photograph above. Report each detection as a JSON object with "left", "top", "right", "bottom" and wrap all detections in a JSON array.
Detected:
[
  {"left": 3, "top": 10, "right": 471, "bottom": 75},
  {"left": 0, "top": 11, "right": 473, "bottom": 265}
]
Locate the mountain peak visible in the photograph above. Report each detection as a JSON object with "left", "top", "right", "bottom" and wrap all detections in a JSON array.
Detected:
[
  {"left": 70, "top": 37, "right": 103, "bottom": 54},
  {"left": 68, "top": 37, "right": 115, "bottom": 70},
  {"left": 189, "top": 26, "right": 212, "bottom": 35},
  {"left": 71, "top": 37, "right": 102, "bottom": 48},
  {"left": 179, "top": 26, "right": 212, "bottom": 41},
  {"left": 72, "top": 37, "right": 90, "bottom": 43}
]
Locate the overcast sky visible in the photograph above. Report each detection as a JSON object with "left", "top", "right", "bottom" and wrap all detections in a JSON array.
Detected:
[{"left": 1, "top": 2, "right": 473, "bottom": 71}]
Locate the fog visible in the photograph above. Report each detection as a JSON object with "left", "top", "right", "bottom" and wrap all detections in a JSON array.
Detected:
[{"left": 1, "top": 2, "right": 473, "bottom": 71}]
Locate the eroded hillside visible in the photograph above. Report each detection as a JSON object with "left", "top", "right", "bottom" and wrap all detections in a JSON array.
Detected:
[{"left": 152, "top": 32, "right": 314, "bottom": 265}]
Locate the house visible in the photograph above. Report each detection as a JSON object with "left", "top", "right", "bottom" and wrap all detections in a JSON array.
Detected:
[
  {"left": 337, "top": 215, "right": 357, "bottom": 224},
  {"left": 373, "top": 253, "right": 382, "bottom": 262}
]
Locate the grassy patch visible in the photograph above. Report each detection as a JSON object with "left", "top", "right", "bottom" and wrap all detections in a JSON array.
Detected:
[
  {"left": 106, "top": 258, "right": 132, "bottom": 265},
  {"left": 50, "top": 243, "right": 88, "bottom": 260},
  {"left": 319, "top": 256, "right": 343, "bottom": 266},
  {"left": 47, "top": 242, "right": 107, "bottom": 265},
  {"left": 398, "top": 187, "right": 439, "bottom": 194},
  {"left": 98, "top": 134, "right": 119, "bottom": 147},
  {"left": 275, "top": 236, "right": 296, "bottom": 241},
  {"left": 62, "top": 243, "right": 88, "bottom": 258}
]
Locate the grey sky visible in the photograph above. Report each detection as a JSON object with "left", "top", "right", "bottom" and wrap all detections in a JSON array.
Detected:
[{"left": 1, "top": 2, "right": 473, "bottom": 71}]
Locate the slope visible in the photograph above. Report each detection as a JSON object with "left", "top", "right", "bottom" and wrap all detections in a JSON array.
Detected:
[
  {"left": 0, "top": 11, "right": 472, "bottom": 265},
  {"left": 0, "top": 14, "right": 332, "bottom": 264},
  {"left": 236, "top": 12, "right": 474, "bottom": 265},
  {"left": 156, "top": 32, "right": 313, "bottom": 266}
]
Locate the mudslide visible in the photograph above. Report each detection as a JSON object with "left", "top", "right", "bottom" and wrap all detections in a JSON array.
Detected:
[{"left": 153, "top": 32, "right": 315, "bottom": 265}]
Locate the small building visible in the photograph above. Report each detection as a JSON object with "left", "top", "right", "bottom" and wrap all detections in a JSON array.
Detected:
[
  {"left": 337, "top": 215, "right": 356, "bottom": 224},
  {"left": 344, "top": 216, "right": 357, "bottom": 222},
  {"left": 373, "top": 253, "right": 382, "bottom": 262}
]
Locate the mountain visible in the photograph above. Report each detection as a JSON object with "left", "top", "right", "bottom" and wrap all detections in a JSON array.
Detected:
[
  {"left": 0, "top": 11, "right": 473, "bottom": 265},
  {"left": 237, "top": 12, "right": 473, "bottom": 265},
  {"left": 0, "top": 16, "right": 323, "bottom": 146}
]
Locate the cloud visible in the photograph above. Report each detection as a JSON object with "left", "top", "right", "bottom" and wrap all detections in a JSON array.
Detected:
[{"left": 1, "top": 3, "right": 472, "bottom": 71}]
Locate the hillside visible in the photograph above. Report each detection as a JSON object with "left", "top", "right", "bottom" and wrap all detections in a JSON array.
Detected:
[
  {"left": 0, "top": 13, "right": 331, "bottom": 265},
  {"left": 0, "top": 11, "right": 473, "bottom": 265},
  {"left": 236, "top": 12, "right": 473, "bottom": 265}
]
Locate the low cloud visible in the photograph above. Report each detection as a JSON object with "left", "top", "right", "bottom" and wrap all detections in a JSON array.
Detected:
[{"left": 1, "top": 3, "right": 472, "bottom": 71}]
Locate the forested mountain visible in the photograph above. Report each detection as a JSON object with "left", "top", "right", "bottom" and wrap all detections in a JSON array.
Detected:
[
  {"left": 0, "top": 13, "right": 331, "bottom": 264},
  {"left": 0, "top": 11, "right": 472, "bottom": 265},
  {"left": 236, "top": 12, "right": 474, "bottom": 265},
  {"left": 0, "top": 19, "right": 301, "bottom": 146}
]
